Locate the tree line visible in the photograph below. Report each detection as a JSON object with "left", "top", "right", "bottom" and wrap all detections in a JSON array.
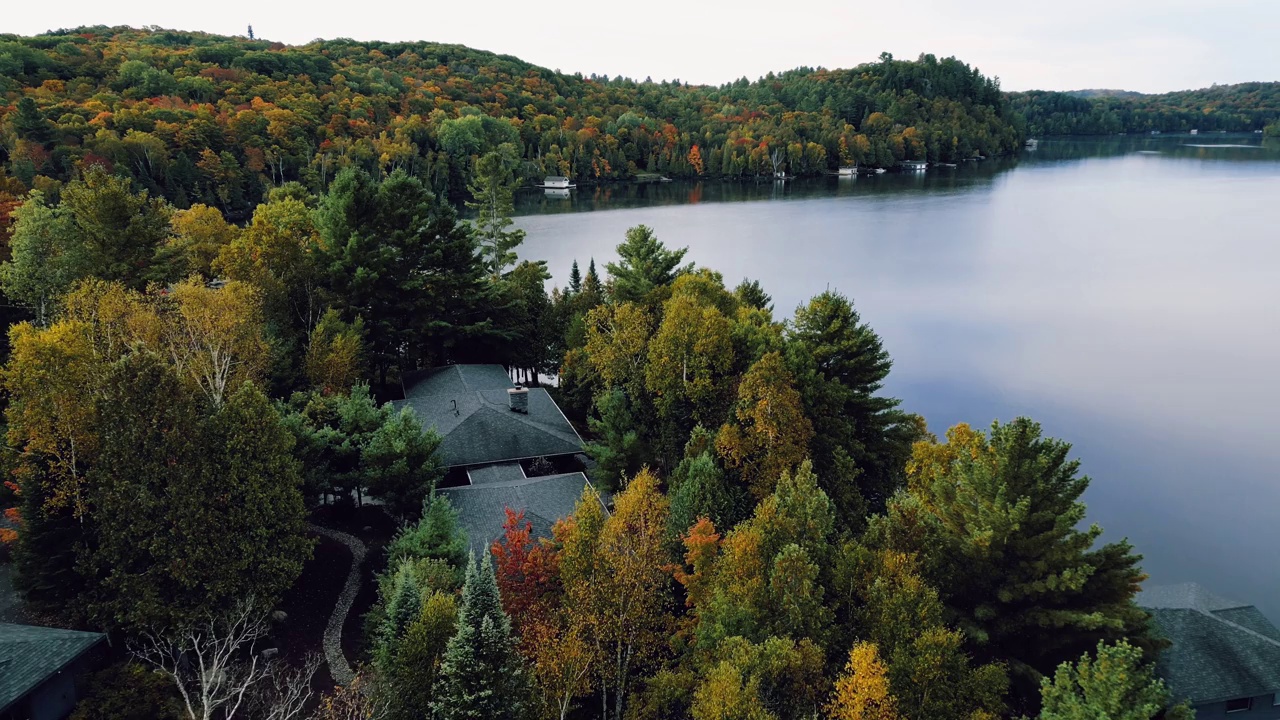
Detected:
[
  {"left": 0, "top": 27, "right": 1021, "bottom": 221},
  {"left": 1009, "top": 83, "right": 1280, "bottom": 136}
]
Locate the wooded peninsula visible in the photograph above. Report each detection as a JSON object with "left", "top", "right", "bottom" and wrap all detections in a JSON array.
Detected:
[{"left": 0, "top": 24, "right": 1268, "bottom": 720}]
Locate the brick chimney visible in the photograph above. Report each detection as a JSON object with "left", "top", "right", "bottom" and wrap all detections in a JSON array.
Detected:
[{"left": 508, "top": 386, "right": 529, "bottom": 413}]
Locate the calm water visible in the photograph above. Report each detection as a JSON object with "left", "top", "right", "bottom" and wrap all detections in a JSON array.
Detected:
[{"left": 514, "top": 135, "right": 1280, "bottom": 617}]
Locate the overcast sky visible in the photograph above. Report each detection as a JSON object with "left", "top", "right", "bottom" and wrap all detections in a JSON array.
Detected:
[{"left": 7, "top": 0, "right": 1279, "bottom": 93}]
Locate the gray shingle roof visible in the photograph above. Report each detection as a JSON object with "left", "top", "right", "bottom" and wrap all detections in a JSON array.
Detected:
[
  {"left": 1139, "top": 583, "right": 1280, "bottom": 704},
  {"left": 466, "top": 462, "right": 529, "bottom": 485},
  {"left": 396, "top": 365, "right": 582, "bottom": 467},
  {"left": 0, "top": 623, "right": 105, "bottom": 712},
  {"left": 439, "top": 472, "right": 604, "bottom": 552}
]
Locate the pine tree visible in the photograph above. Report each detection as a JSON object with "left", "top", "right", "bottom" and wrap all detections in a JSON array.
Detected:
[
  {"left": 386, "top": 492, "right": 468, "bottom": 569},
  {"left": 605, "top": 225, "right": 691, "bottom": 304},
  {"left": 1039, "top": 641, "right": 1190, "bottom": 720},
  {"left": 466, "top": 145, "right": 525, "bottom": 281},
  {"left": 872, "top": 419, "right": 1159, "bottom": 712},
  {"left": 785, "top": 290, "right": 921, "bottom": 517},
  {"left": 432, "top": 552, "right": 531, "bottom": 720},
  {"left": 316, "top": 168, "right": 497, "bottom": 383},
  {"left": 583, "top": 388, "right": 647, "bottom": 490},
  {"left": 12, "top": 98, "right": 54, "bottom": 144}
]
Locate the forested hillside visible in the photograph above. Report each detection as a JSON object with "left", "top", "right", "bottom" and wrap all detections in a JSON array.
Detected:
[
  {"left": 1009, "top": 82, "right": 1280, "bottom": 135},
  {"left": 0, "top": 28, "right": 1020, "bottom": 220},
  {"left": 0, "top": 24, "right": 1195, "bottom": 720}
]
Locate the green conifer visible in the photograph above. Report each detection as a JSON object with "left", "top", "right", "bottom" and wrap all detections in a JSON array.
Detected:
[{"left": 431, "top": 552, "right": 531, "bottom": 720}]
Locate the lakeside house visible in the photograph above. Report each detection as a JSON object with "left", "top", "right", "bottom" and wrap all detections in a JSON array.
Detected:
[
  {"left": 537, "top": 176, "right": 575, "bottom": 189},
  {"left": 1138, "top": 583, "right": 1280, "bottom": 718},
  {"left": 396, "top": 364, "right": 603, "bottom": 549},
  {"left": 1, "top": 623, "right": 106, "bottom": 720}
]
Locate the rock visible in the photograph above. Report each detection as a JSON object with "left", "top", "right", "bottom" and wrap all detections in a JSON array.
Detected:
[
  {"left": 271, "top": 610, "right": 288, "bottom": 623},
  {"left": 362, "top": 526, "right": 373, "bottom": 533},
  {"left": 261, "top": 647, "right": 279, "bottom": 659}
]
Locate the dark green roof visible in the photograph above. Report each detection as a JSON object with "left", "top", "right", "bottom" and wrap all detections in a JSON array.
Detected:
[
  {"left": 396, "top": 365, "right": 583, "bottom": 467},
  {"left": 0, "top": 623, "right": 105, "bottom": 712},
  {"left": 1139, "top": 583, "right": 1280, "bottom": 704},
  {"left": 439, "top": 471, "right": 604, "bottom": 551}
]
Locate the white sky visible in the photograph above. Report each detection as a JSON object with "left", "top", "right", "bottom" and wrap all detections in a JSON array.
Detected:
[{"left": 7, "top": 0, "right": 1279, "bottom": 93}]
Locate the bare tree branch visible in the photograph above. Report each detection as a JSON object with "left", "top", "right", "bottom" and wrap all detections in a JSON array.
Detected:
[
  {"left": 256, "top": 652, "right": 323, "bottom": 720},
  {"left": 130, "top": 599, "right": 270, "bottom": 720}
]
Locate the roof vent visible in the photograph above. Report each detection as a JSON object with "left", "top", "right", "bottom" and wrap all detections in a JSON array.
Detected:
[{"left": 508, "top": 386, "right": 529, "bottom": 414}]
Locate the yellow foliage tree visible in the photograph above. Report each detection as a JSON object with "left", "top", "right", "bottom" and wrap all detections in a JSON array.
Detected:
[
  {"left": 715, "top": 351, "right": 813, "bottom": 499},
  {"left": 159, "top": 277, "right": 271, "bottom": 407},
  {"left": 827, "top": 642, "right": 901, "bottom": 720},
  {"left": 5, "top": 319, "right": 100, "bottom": 517},
  {"left": 559, "top": 470, "right": 673, "bottom": 720},
  {"left": 304, "top": 309, "right": 366, "bottom": 393},
  {"left": 584, "top": 302, "right": 652, "bottom": 390},
  {"left": 165, "top": 204, "right": 239, "bottom": 278},
  {"left": 214, "top": 196, "right": 324, "bottom": 333},
  {"left": 645, "top": 290, "right": 733, "bottom": 424}
]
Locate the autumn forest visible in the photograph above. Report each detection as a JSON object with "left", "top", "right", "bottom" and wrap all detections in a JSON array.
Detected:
[{"left": 0, "top": 22, "right": 1266, "bottom": 720}]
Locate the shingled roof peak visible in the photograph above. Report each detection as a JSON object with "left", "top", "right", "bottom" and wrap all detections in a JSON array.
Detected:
[{"left": 1138, "top": 582, "right": 1248, "bottom": 613}]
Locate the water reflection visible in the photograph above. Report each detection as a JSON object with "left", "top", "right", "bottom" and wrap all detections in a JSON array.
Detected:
[{"left": 515, "top": 136, "right": 1280, "bottom": 617}]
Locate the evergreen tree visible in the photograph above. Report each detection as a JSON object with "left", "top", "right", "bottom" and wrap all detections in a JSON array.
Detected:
[
  {"left": 467, "top": 144, "right": 525, "bottom": 280},
  {"left": 361, "top": 406, "right": 444, "bottom": 521},
  {"left": 281, "top": 385, "right": 437, "bottom": 510},
  {"left": 12, "top": 98, "right": 54, "bottom": 144},
  {"left": 734, "top": 278, "right": 773, "bottom": 312},
  {"left": 568, "top": 259, "right": 582, "bottom": 295},
  {"left": 316, "top": 168, "right": 497, "bottom": 384},
  {"left": 605, "top": 225, "right": 691, "bottom": 304},
  {"left": 786, "top": 291, "right": 921, "bottom": 518},
  {"left": 58, "top": 167, "right": 172, "bottom": 290},
  {"left": 870, "top": 419, "right": 1159, "bottom": 712},
  {"left": 388, "top": 592, "right": 458, "bottom": 720},
  {"left": 85, "top": 353, "right": 311, "bottom": 629},
  {"left": 1039, "top": 641, "right": 1190, "bottom": 720},
  {"left": 667, "top": 447, "right": 744, "bottom": 541},
  {"left": 432, "top": 552, "right": 531, "bottom": 720},
  {"left": 583, "top": 387, "right": 647, "bottom": 490},
  {"left": 387, "top": 492, "right": 469, "bottom": 569}
]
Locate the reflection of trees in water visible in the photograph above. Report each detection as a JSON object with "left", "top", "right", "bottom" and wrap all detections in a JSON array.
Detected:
[
  {"left": 511, "top": 136, "right": 1280, "bottom": 217},
  {"left": 1025, "top": 134, "right": 1280, "bottom": 164},
  {"left": 514, "top": 160, "right": 1018, "bottom": 216}
]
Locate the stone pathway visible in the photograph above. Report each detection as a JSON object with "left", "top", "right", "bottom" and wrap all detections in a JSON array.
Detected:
[{"left": 307, "top": 523, "right": 367, "bottom": 686}]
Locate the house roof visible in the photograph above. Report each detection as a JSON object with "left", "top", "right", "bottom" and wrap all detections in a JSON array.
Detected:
[
  {"left": 438, "top": 471, "right": 605, "bottom": 552},
  {"left": 396, "top": 365, "right": 583, "bottom": 468},
  {"left": 1138, "top": 583, "right": 1280, "bottom": 704},
  {"left": 0, "top": 623, "right": 106, "bottom": 712}
]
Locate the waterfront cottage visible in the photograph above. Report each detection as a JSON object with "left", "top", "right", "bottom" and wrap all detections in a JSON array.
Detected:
[{"left": 397, "top": 364, "right": 602, "bottom": 548}]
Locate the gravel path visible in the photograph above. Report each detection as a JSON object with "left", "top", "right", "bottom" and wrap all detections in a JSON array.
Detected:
[{"left": 307, "top": 523, "right": 367, "bottom": 686}]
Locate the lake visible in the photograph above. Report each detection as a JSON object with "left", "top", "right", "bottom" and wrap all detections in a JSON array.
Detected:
[{"left": 513, "top": 135, "right": 1280, "bottom": 617}]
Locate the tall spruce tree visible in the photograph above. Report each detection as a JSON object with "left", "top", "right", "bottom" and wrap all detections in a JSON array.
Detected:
[
  {"left": 432, "top": 552, "right": 531, "bottom": 720},
  {"left": 568, "top": 259, "right": 582, "bottom": 295}
]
